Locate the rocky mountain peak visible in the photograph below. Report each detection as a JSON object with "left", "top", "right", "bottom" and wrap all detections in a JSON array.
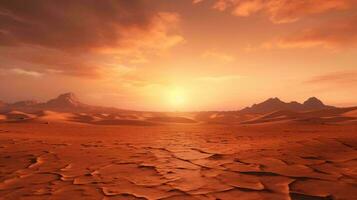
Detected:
[
  {"left": 46, "top": 92, "right": 82, "bottom": 107},
  {"left": 303, "top": 97, "right": 325, "bottom": 108}
]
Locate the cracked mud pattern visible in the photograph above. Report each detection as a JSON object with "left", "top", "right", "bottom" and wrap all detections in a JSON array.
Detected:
[{"left": 0, "top": 123, "right": 356, "bottom": 199}]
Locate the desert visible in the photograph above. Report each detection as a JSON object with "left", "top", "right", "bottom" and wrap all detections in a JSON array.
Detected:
[
  {"left": 0, "top": 93, "right": 356, "bottom": 200},
  {"left": 1, "top": 1, "right": 357, "bottom": 199}
]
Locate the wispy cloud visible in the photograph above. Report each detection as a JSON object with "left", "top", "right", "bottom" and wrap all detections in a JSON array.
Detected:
[
  {"left": 195, "top": 0, "right": 355, "bottom": 24},
  {"left": 10, "top": 68, "right": 43, "bottom": 77},
  {"left": 279, "top": 15, "right": 357, "bottom": 49},
  {"left": 305, "top": 71, "right": 357, "bottom": 85},
  {"left": 244, "top": 14, "right": 357, "bottom": 51}
]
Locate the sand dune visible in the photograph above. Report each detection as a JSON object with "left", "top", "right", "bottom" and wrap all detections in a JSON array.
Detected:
[
  {"left": 343, "top": 108, "right": 357, "bottom": 117},
  {"left": 148, "top": 116, "right": 196, "bottom": 124},
  {"left": 0, "top": 110, "right": 157, "bottom": 126},
  {"left": 2, "top": 107, "right": 356, "bottom": 126},
  {"left": 36, "top": 110, "right": 77, "bottom": 122},
  {"left": 242, "top": 107, "right": 357, "bottom": 125},
  {"left": 195, "top": 112, "right": 258, "bottom": 124},
  {"left": 241, "top": 110, "right": 299, "bottom": 124},
  {"left": 2, "top": 111, "right": 37, "bottom": 122},
  {"left": 91, "top": 119, "right": 156, "bottom": 126}
]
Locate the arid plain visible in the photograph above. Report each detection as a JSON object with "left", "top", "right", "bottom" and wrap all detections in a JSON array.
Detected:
[
  {"left": 1, "top": 1, "right": 357, "bottom": 199},
  {"left": 0, "top": 94, "right": 356, "bottom": 200}
]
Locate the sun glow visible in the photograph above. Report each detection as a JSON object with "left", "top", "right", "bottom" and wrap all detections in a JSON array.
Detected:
[{"left": 168, "top": 87, "right": 187, "bottom": 108}]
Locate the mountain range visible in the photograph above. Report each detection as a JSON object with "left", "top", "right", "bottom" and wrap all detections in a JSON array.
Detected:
[
  {"left": 0, "top": 93, "right": 129, "bottom": 114},
  {"left": 239, "top": 97, "right": 334, "bottom": 114},
  {"left": 0, "top": 92, "right": 342, "bottom": 114}
]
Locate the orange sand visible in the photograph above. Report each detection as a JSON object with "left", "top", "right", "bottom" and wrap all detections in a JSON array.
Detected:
[{"left": 0, "top": 121, "right": 356, "bottom": 200}]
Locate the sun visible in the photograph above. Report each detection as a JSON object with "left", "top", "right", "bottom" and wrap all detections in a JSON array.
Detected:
[{"left": 168, "top": 87, "right": 187, "bottom": 108}]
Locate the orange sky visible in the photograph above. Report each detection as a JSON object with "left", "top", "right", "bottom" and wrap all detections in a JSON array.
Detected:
[{"left": 0, "top": 0, "right": 356, "bottom": 111}]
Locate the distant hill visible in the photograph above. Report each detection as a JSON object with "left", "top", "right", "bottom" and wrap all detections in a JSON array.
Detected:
[
  {"left": 11, "top": 100, "right": 39, "bottom": 107},
  {"left": 239, "top": 97, "right": 334, "bottom": 114},
  {"left": 45, "top": 92, "right": 83, "bottom": 108},
  {"left": 0, "top": 92, "right": 131, "bottom": 114}
]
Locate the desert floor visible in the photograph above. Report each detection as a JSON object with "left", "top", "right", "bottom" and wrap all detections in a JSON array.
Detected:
[{"left": 0, "top": 122, "right": 356, "bottom": 200}]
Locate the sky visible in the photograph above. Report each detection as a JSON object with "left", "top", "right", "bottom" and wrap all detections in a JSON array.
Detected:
[{"left": 0, "top": 0, "right": 356, "bottom": 111}]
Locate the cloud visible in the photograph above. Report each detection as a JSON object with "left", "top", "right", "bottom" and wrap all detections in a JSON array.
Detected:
[
  {"left": 243, "top": 14, "right": 357, "bottom": 50},
  {"left": 197, "top": 0, "right": 355, "bottom": 24},
  {"left": 279, "top": 15, "right": 357, "bottom": 49},
  {"left": 0, "top": 46, "right": 105, "bottom": 78},
  {"left": 201, "top": 50, "right": 235, "bottom": 62},
  {"left": 0, "top": 67, "right": 43, "bottom": 77},
  {"left": 0, "top": 1, "right": 183, "bottom": 52},
  {"left": 212, "top": 0, "right": 232, "bottom": 11},
  {"left": 11, "top": 68, "right": 43, "bottom": 77},
  {"left": 0, "top": 1, "right": 184, "bottom": 78},
  {"left": 195, "top": 0, "right": 357, "bottom": 50},
  {"left": 306, "top": 70, "right": 357, "bottom": 85},
  {"left": 192, "top": 0, "right": 205, "bottom": 4},
  {"left": 232, "top": 0, "right": 264, "bottom": 17}
]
